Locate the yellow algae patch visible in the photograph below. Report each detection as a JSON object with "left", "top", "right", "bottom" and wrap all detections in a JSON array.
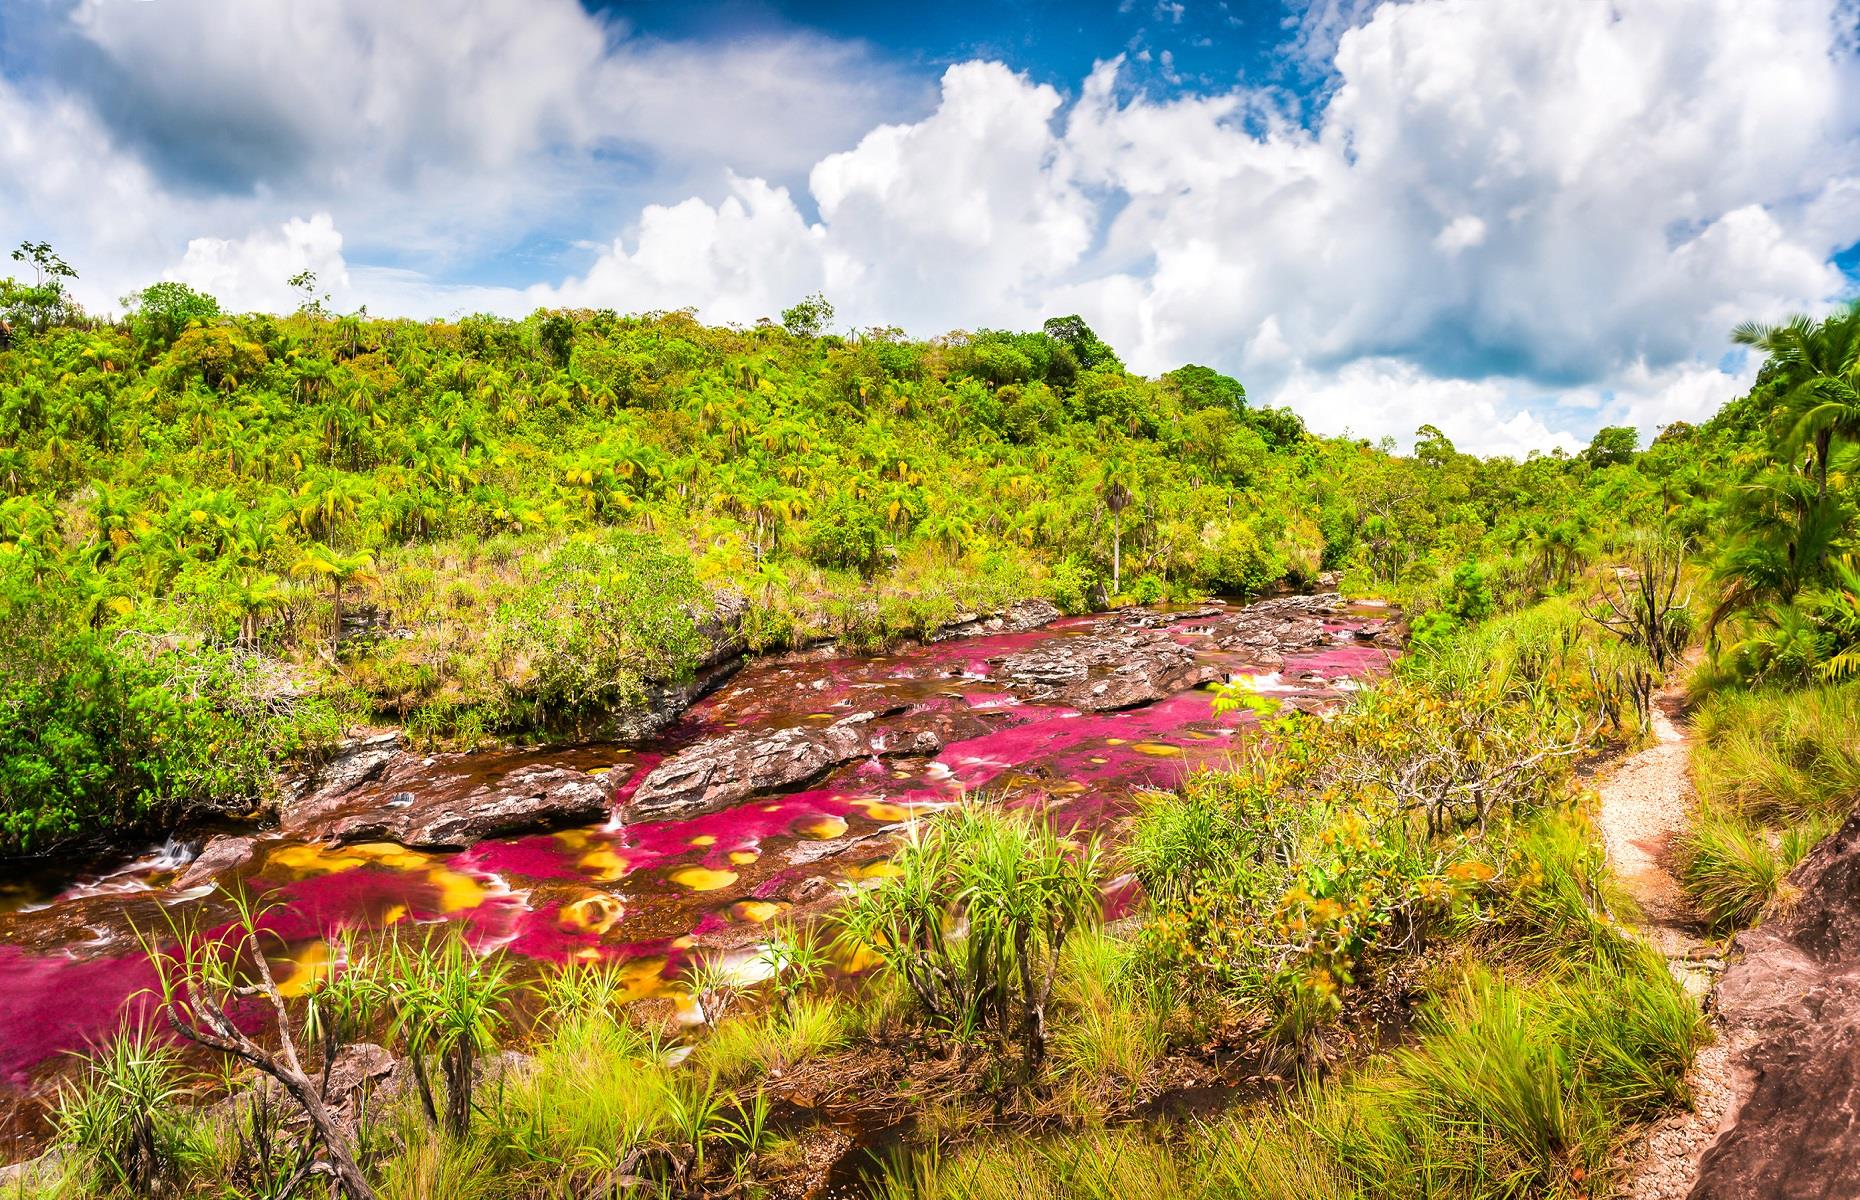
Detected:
[
  {"left": 797, "top": 815, "right": 848, "bottom": 840},
  {"left": 1133, "top": 742, "right": 1182, "bottom": 757},
  {"left": 838, "top": 941, "right": 885, "bottom": 974},
  {"left": 620, "top": 957, "right": 675, "bottom": 1002},
  {"left": 558, "top": 893, "right": 624, "bottom": 936},
  {"left": 1048, "top": 781, "right": 1087, "bottom": 795},
  {"left": 728, "top": 849, "right": 761, "bottom": 865},
  {"left": 851, "top": 861, "right": 904, "bottom": 881},
  {"left": 274, "top": 940, "right": 334, "bottom": 999},
  {"left": 689, "top": 835, "right": 717, "bottom": 847},
  {"left": 267, "top": 844, "right": 367, "bottom": 875},
  {"left": 349, "top": 842, "right": 429, "bottom": 871},
  {"left": 1088, "top": 756, "right": 1108, "bottom": 765},
  {"left": 860, "top": 801, "right": 912, "bottom": 822},
  {"left": 554, "top": 828, "right": 596, "bottom": 850},
  {"left": 578, "top": 847, "right": 628, "bottom": 882},
  {"left": 587, "top": 767, "right": 611, "bottom": 777},
  {"left": 732, "top": 900, "right": 786, "bottom": 923},
  {"left": 762, "top": 804, "right": 782, "bottom": 813},
  {"left": 1186, "top": 731, "right": 1219, "bottom": 741},
  {"left": 423, "top": 867, "right": 489, "bottom": 913},
  {"left": 669, "top": 866, "right": 739, "bottom": 892},
  {"left": 671, "top": 935, "right": 696, "bottom": 949},
  {"left": 806, "top": 712, "right": 834, "bottom": 721},
  {"left": 1105, "top": 738, "right": 1128, "bottom": 746}
]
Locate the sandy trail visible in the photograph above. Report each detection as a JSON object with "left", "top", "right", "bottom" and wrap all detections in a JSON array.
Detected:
[{"left": 1600, "top": 676, "right": 1736, "bottom": 1200}]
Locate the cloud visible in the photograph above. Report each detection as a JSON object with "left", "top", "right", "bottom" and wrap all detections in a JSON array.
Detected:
[
  {"left": 4, "top": 0, "right": 1859, "bottom": 454},
  {"left": 168, "top": 215, "right": 350, "bottom": 315},
  {"left": 2, "top": 0, "right": 917, "bottom": 297}
]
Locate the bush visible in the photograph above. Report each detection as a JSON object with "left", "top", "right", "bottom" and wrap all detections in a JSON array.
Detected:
[
  {"left": 1197, "top": 519, "right": 1284, "bottom": 596},
  {"left": 840, "top": 805, "right": 1102, "bottom": 1070},
  {"left": 494, "top": 533, "right": 706, "bottom": 721},
  {"left": 1047, "top": 556, "right": 1102, "bottom": 614},
  {"left": 0, "top": 578, "right": 309, "bottom": 854},
  {"left": 52, "top": 1031, "right": 200, "bottom": 1195},
  {"left": 1677, "top": 806, "right": 1827, "bottom": 930},
  {"left": 803, "top": 493, "right": 889, "bottom": 575}
]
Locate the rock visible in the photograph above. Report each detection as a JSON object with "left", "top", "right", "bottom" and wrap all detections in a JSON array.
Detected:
[
  {"left": 625, "top": 708, "right": 943, "bottom": 821},
  {"left": 929, "top": 598, "right": 1062, "bottom": 642},
  {"left": 285, "top": 761, "right": 611, "bottom": 848},
  {"left": 302, "top": 732, "right": 403, "bottom": 796},
  {"left": 997, "top": 623, "right": 1220, "bottom": 711},
  {"left": 325, "top": 1041, "right": 396, "bottom": 1110},
  {"left": 1691, "top": 812, "right": 1860, "bottom": 1199},
  {"left": 0, "top": 1151, "right": 63, "bottom": 1189},
  {"left": 174, "top": 834, "right": 259, "bottom": 889},
  {"left": 598, "top": 653, "right": 745, "bottom": 742}
]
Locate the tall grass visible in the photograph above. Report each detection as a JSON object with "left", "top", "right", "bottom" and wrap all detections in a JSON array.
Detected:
[
  {"left": 1691, "top": 683, "right": 1860, "bottom": 824},
  {"left": 884, "top": 957, "right": 1704, "bottom": 1200},
  {"left": 51, "top": 1030, "right": 205, "bottom": 1196},
  {"left": 1681, "top": 682, "right": 1858, "bottom": 928},
  {"left": 1046, "top": 929, "right": 1173, "bottom": 1114},
  {"left": 487, "top": 1010, "right": 676, "bottom": 1182}
]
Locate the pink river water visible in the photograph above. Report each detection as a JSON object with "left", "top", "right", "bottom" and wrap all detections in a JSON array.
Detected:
[{"left": 0, "top": 599, "right": 1395, "bottom": 1148}]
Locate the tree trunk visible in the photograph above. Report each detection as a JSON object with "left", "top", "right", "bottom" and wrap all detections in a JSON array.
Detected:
[{"left": 1112, "top": 512, "right": 1122, "bottom": 594}]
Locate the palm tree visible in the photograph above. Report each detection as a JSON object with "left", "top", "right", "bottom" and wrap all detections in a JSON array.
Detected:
[
  {"left": 227, "top": 570, "right": 285, "bottom": 647},
  {"left": 291, "top": 544, "right": 377, "bottom": 650},
  {"left": 1099, "top": 459, "right": 1133, "bottom": 594},
  {"left": 1732, "top": 305, "right": 1860, "bottom": 500}
]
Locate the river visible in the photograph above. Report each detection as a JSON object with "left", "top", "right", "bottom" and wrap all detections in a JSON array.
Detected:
[{"left": 0, "top": 593, "right": 1397, "bottom": 1153}]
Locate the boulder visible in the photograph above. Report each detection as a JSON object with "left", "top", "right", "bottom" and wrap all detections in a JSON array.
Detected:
[
  {"left": 625, "top": 708, "right": 943, "bottom": 821},
  {"left": 174, "top": 834, "right": 259, "bottom": 890},
  {"left": 283, "top": 760, "right": 611, "bottom": 848},
  {"left": 929, "top": 599, "right": 1062, "bottom": 642},
  {"left": 1691, "top": 812, "right": 1860, "bottom": 1199},
  {"left": 997, "top": 624, "right": 1220, "bottom": 711},
  {"left": 299, "top": 732, "right": 403, "bottom": 797}
]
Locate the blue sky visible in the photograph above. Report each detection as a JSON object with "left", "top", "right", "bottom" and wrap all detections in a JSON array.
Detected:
[
  {"left": 604, "top": 0, "right": 1311, "bottom": 95},
  {"left": 3, "top": 0, "right": 1858, "bottom": 455}
]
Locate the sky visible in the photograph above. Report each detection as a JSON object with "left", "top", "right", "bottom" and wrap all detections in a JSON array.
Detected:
[{"left": 3, "top": 0, "right": 1860, "bottom": 456}]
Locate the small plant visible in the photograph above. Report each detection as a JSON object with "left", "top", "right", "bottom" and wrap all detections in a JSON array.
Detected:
[
  {"left": 384, "top": 932, "right": 517, "bottom": 1138},
  {"left": 664, "top": 1073, "right": 731, "bottom": 1187},
  {"left": 683, "top": 952, "right": 745, "bottom": 1026},
  {"left": 52, "top": 1029, "right": 193, "bottom": 1195},
  {"left": 530, "top": 957, "right": 628, "bottom": 1022},
  {"left": 755, "top": 921, "right": 832, "bottom": 1014},
  {"left": 839, "top": 804, "right": 1102, "bottom": 1072},
  {"left": 718, "top": 1087, "right": 774, "bottom": 1183},
  {"left": 142, "top": 889, "right": 377, "bottom": 1200}
]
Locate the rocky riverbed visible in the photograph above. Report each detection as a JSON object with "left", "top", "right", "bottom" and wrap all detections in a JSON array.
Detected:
[{"left": 0, "top": 593, "right": 1398, "bottom": 1154}]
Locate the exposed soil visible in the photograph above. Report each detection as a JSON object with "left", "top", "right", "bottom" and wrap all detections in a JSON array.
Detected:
[{"left": 1599, "top": 674, "right": 1737, "bottom": 1200}]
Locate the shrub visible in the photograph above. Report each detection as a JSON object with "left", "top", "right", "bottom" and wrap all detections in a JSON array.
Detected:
[
  {"left": 52, "top": 1030, "right": 198, "bottom": 1195},
  {"left": 839, "top": 805, "right": 1102, "bottom": 1070},
  {"left": 494, "top": 532, "right": 706, "bottom": 721},
  {"left": 804, "top": 492, "right": 889, "bottom": 575}
]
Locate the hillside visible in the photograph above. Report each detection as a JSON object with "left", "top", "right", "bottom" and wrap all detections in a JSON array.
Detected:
[{"left": 0, "top": 285, "right": 1697, "bottom": 856}]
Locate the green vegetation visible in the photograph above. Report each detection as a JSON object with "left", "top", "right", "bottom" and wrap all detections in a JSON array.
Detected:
[
  {"left": 0, "top": 240, "right": 1735, "bottom": 854},
  {"left": 20, "top": 261, "right": 1860, "bottom": 1198}
]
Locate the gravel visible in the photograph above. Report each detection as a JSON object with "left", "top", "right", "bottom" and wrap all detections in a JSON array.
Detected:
[{"left": 1598, "top": 673, "right": 1740, "bottom": 1199}]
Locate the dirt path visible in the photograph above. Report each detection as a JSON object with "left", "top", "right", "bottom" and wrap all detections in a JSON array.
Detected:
[{"left": 1600, "top": 677, "right": 1736, "bottom": 1200}]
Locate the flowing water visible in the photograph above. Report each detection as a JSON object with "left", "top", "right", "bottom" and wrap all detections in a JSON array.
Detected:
[{"left": 0, "top": 597, "right": 1395, "bottom": 1153}]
